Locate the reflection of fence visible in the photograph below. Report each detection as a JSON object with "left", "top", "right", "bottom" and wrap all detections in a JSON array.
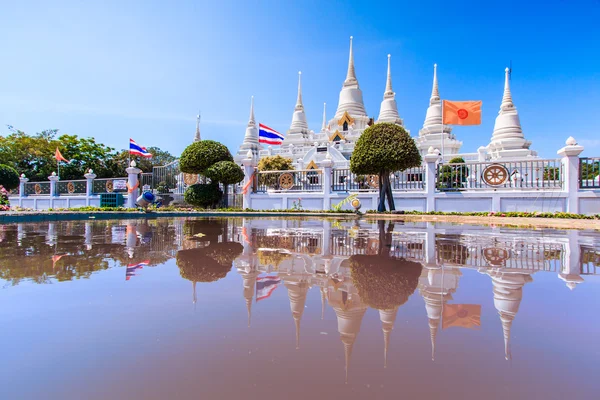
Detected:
[
  {"left": 579, "top": 157, "right": 600, "bottom": 189},
  {"left": 254, "top": 170, "right": 323, "bottom": 193},
  {"left": 437, "top": 159, "right": 563, "bottom": 190},
  {"left": 330, "top": 233, "right": 425, "bottom": 259},
  {"left": 581, "top": 247, "right": 599, "bottom": 275}
]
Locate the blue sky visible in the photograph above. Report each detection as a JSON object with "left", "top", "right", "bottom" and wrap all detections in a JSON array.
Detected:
[{"left": 1, "top": 0, "right": 599, "bottom": 159}]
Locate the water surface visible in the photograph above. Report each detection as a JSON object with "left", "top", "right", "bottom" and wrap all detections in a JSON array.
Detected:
[{"left": 1, "top": 217, "right": 599, "bottom": 400}]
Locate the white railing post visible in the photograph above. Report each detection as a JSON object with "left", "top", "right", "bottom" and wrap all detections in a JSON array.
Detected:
[
  {"left": 48, "top": 172, "right": 59, "bottom": 197},
  {"left": 241, "top": 150, "right": 257, "bottom": 210},
  {"left": 558, "top": 231, "right": 584, "bottom": 290},
  {"left": 126, "top": 161, "right": 141, "bottom": 208},
  {"left": 424, "top": 147, "right": 439, "bottom": 212},
  {"left": 19, "top": 174, "right": 28, "bottom": 198},
  {"left": 319, "top": 155, "right": 333, "bottom": 211},
  {"left": 84, "top": 169, "right": 96, "bottom": 206},
  {"left": 557, "top": 136, "right": 584, "bottom": 214}
]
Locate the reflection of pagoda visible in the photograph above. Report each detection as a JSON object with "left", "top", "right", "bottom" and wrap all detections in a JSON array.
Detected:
[
  {"left": 237, "top": 267, "right": 259, "bottom": 327},
  {"left": 483, "top": 269, "right": 533, "bottom": 360},
  {"left": 418, "top": 265, "right": 462, "bottom": 360},
  {"left": 327, "top": 287, "right": 367, "bottom": 383},
  {"left": 285, "top": 281, "right": 309, "bottom": 349},
  {"left": 379, "top": 308, "right": 398, "bottom": 368}
]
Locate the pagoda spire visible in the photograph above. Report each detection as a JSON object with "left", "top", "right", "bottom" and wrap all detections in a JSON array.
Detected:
[
  {"left": 321, "top": 103, "right": 327, "bottom": 132},
  {"left": 430, "top": 63, "right": 440, "bottom": 104},
  {"left": 320, "top": 286, "right": 327, "bottom": 320},
  {"left": 429, "top": 317, "right": 439, "bottom": 361},
  {"left": 249, "top": 96, "right": 256, "bottom": 126},
  {"left": 384, "top": 54, "right": 393, "bottom": 97},
  {"left": 500, "top": 312, "right": 514, "bottom": 360},
  {"left": 194, "top": 111, "right": 201, "bottom": 142},
  {"left": 345, "top": 36, "right": 357, "bottom": 85},
  {"left": 246, "top": 297, "right": 252, "bottom": 328},
  {"left": 500, "top": 67, "right": 514, "bottom": 110},
  {"left": 295, "top": 71, "right": 304, "bottom": 110}
]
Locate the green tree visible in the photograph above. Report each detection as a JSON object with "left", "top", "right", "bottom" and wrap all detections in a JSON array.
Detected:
[
  {"left": 204, "top": 160, "right": 244, "bottom": 207},
  {"left": 257, "top": 155, "right": 294, "bottom": 172},
  {"left": 350, "top": 123, "right": 421, "bottom": 211},
  {"left": 438, "top": 157, "right": 468, "bottom": 190},
  {"left": 111, "top": 147, "right": 177, "bottom": 173},
  {"left": 184, "top": 183, "right": 223, "bottom": 208},
  {"left": 0, "top": 164, "right": 19, "bottom": 190},
  {"left": 179, "top": 140, "right": 233, "bottom": 174}
]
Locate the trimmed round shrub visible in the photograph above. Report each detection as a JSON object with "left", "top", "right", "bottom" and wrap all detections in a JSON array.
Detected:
[
  {"left": 257, "top": 155, "right": 294, "bottom": 172},
  {"left": 184, "top": 183, "right": 223, "bottom": 208},
  {"left": 350, "top": 123, "right": 421, "bottom": 175},
  {"left": 0, "top": 164, "right": 19, "bottom": 190},
  {"left": 179, "top": 140, "right": 233, "bottom": 174},
  {"left": 349, "top": 255, "right": 422, "bottom": 310},
  {"left": 204, "top": 160, "right": 244, "bottom": 185},
  {"left": 177, "top": 248, "right": 232, "bottom": 283}
]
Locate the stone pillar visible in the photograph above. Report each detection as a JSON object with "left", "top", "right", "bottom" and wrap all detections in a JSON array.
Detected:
[
  {"left": 241, "top": 150, "right": 257, "bottom": 210},
  {"left": 48, "top": 172, "right": 59, "bottom": 197},
  {"left": 319, "top": 156, "right": 333, "bottom": 211},
  {"left": 126, "top": 161, "right": 142, "bottom": 208},
  {"left": 477, "top": 146, "right": 487, "bottom": 162},
  {"left": 424, "top": 147, "right": 439, "bottom": 212},
  {"left": 84, "top": 169, "right": 96, "bottom": 206},
  {"left": 557, "top": 136, "right": 584, "bottom": 214},
  {"left": 19, "top": 174, "right": 28, "bottom": 199}
]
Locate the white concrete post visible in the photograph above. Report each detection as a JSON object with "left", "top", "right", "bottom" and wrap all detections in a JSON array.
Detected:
[
  {"left": 48, "top": 172, "right": 59, "bottom": 197},
  {"left": 126, "top": 161, "right": 142, "bottom": 208},
  {"left": 241, "top": 150, "right": 257, "bottom": 210},
  {"left": 84, "top": 169, "right": 96, "bottom": 206},
  {"left": 319, "top": 156, "right": 333, "bottom": 211},
  {"left": 19, "top": 174, "right": 28, "bottom": 198},
  {"left": 423, "top": 147, "right": 439, "bottom": 212},
  {"left": 477, "top": 146, "right": 487, "bottom": 162},
  {"left": 557, "top": 136, "right": 584, "bottom": 214},
  {"left": 558, "top": 231, "right": 584, "bottom": 290}
]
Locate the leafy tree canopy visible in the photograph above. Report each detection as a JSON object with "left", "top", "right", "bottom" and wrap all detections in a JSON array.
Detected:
[
  {"left": 0, "top": 164, "right": 20, "bottom": 190},
  {"left": 350, "top": 123, "right": 421, "bottom": 175},
  {"left": 258, "top": 155, "right": 294, "bottom": 172},
  {"left": 179, "top": 140, "right": 233, "bottom": 174},
  {"left": 204, "top": 160, "right": 244, "bottom": 185}
]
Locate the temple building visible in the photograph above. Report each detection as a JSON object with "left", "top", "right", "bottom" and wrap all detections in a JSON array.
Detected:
[{"left": 234, "top": 37, "right": 537, "bottom": 167}]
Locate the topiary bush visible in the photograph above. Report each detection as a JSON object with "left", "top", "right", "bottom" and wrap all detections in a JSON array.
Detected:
[
  {"left": 349, "top": 255, "right": 422, "bottom": 310},
  {"left": 439, "top": 157, "right": 468, "bottom": 190},
  {"left": 184, "top": 183, "right": 223, "bottom": 208},
  {"left": 0, "top": 164, "right": 20, "bottom": 190},
  {"left": 258, "top": 155, "right": 294, "bottom": 172},
  {"left": 204, "top": 161, "right": 244, "bottom": 185},
  {"left": 350, "top": 123, "right": 421, "bottom": 211},
  {"left": 179, "top": 140, "right": 233, "bottom": 174}
]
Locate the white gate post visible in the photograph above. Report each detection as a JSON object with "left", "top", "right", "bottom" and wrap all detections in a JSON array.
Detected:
[
  {"left": 423, "top": 147, "right": 439, "bottom": 212},
  {"left": 557, "top": 136, "right": 584, "bottom": 214},
  {"left": 48, "top": 172, "right": 59, "bottom": 197},
  {"left": 241, "top": 150, "right": 257, "bottom": 210},
  {"left": 84, "top": 169, "right": 96, "bottom": 206},
  {"left": 319, "top": 155, "right": 333, "bottom": 211},
  {"left": 126, "top": 161, "right": 142, "bottom": 208}
]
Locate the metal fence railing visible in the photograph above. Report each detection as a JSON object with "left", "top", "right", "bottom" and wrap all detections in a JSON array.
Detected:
[
  {"left": 437, "top": 159, "right": 564, "bottom": 191},
  {"left": 254, "top": 169, "right": 323, "bottom": 193},
  {"left": 579, "top": 157, "right": 600, "bottom": 189},
  {"left": 92, "top": 177, "right": 128, "bottom": 194},
  {"left": 57, "top": 180, "right": 87, "bottom": 195},
  {"left": 391, "top": 167, "right": 425, "bottom": 191},
  {"left": 331, "top": 167, "right": 425, "bottom": 192},
  {"left": 24, "top": 181, "right": 51, "bottom": 196}
]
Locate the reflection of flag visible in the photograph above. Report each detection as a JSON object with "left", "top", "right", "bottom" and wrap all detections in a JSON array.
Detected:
[
  {"left": 442, "top": 304, "right": 481, "bottom": 330},
  {"left": 256, "top": 275, "right": 281, "bottom": 302},
  {"left": 52, "top": 254, "right": 65, "bottom": 268},
  {"left": 126, "top": 260, "right": 149, "bottom": 281},
  {"left": 442, "top": 100, "right": 482, "bottom": 126},
  {"left": 241, "top": 226, "right": 250, "bottom": 244}
]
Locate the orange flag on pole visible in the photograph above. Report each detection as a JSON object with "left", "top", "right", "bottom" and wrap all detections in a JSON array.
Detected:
[
  {"left": 442, "top": 100, "right": 482, "bottom": 126},
  {"left": 55, "top": 147, "right": 70, "bottom": 163},
  {"left": 442, "top": 304, "right": 481, "bottom": 330}
]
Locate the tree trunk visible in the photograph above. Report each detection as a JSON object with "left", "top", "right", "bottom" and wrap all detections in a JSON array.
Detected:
[
  {"left": 377, "top": 174, "right": 386, "bottom": 212},
  {"left": 384, "top": 172, "right": 396, "bottom": 211}
]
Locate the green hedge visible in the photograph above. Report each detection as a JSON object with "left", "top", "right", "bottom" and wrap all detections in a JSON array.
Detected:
[{"left": 184, "top": 183, "right": 223, "bottom": 208}]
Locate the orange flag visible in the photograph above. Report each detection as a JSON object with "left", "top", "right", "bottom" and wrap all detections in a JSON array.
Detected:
[
  {"left": 55, "top": 147, "right": 70, "bottom": 163},
  {"left": 442, "top": 304, "right": 481, "bottom": 330},
  {"left": 442, "top": 100, "right": 482, "bottom": 125}
]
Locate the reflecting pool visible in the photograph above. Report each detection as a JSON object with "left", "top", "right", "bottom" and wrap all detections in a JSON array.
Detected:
[{"left": 1, "top": 217, "right": 599, "bottom": 399}]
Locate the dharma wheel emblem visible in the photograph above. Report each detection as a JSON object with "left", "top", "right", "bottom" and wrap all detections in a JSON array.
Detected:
[
  {"left": 483, "top": 248, "right": 510, "bottom": 267},
  {"left": 482, "top": 164, "right": 509, "bottom": 186},
  {"left": 105, "top": 180, "right": 114, "bottom": 193},
  {"left": 278, "top": 173, "right": 294, "bottom": 190},
  {"left": 34, "top": 183, "right": 42, "bottom": 195},
  {"left": 183, "top": 173, "right": 198, "bottom": 186}
]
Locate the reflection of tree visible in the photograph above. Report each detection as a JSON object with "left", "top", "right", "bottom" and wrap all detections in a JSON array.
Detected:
[
  {"left": 177, "top": 219, "right": 242, "bottom": 283},
  {"left": 349, "top": 221, "right": 422, "bottom": 310},
  {"left": 257, "top": 249, "right": 291, "bottom": 268}
]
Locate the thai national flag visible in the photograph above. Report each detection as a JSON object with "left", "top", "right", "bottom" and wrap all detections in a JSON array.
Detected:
[
  {"left": 129, "top": 139, "right": 153, "bottom": 158},
  {"left": 126, "top": 260, "right": 149, "bottom": 281},
  {"left": 258, "top": 124, "right": 284, "bottom": 145},
  {"left": 256, "top": 275, "right": 281, "bottom": 302}
]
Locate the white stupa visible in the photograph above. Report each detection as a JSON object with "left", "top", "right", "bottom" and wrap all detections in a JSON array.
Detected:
[
  {"left": 415, "top": 64, "right": 462, "bottom": 158},
  {"left": 487, "top": 68, "right": 537, "bottom": 160},
  {"left": 377, "top": 54, "right": 404, "bottom": 126},
  {"left": 332, "top": 36, "right": 368, "bottom": 122},
  {"left": 234, "top": 96, "right": 262, "bottom": 163}
]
